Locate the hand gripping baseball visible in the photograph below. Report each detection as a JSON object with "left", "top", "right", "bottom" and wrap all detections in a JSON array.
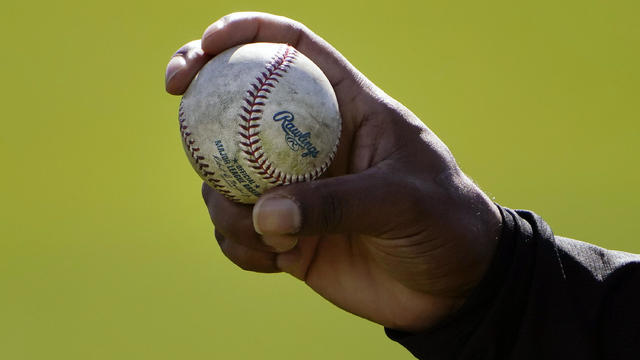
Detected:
[{"left": 165, "top": 12, "right": 502, "bottom": 332}]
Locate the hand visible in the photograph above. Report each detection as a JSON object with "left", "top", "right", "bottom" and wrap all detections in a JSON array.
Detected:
[{"left": 165, "top": 12, "right": 502, "bottom": 332}]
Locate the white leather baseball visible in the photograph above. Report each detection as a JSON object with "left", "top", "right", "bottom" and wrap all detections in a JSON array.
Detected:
[{"left": 179, "top": 42, "right": 342, "bottom": 204}]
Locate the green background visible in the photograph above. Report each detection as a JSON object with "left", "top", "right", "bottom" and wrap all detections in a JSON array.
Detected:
[{"left": 1, "top": 1, "right": 638, "bottom": 359}]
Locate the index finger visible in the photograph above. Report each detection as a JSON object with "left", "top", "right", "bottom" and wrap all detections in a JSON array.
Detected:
[{"left": 201, "top": 12, "right": 360, "bottom": 94}]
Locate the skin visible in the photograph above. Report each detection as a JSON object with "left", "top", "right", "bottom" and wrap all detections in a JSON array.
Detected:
[{"left": 165, "top": 12, "right": 502, "bottom": 332}]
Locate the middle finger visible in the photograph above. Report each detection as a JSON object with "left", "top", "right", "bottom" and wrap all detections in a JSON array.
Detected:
[{"left": 202, "top": 182, "right": 273, "bottom": 252}]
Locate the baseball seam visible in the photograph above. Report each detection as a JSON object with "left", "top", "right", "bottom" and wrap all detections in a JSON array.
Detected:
[
  {"left": 179, "top": 100, "right": 236, "bottom": 200},
  {"left": 238, "top": 45, "right": 336, "bottom": 185}
]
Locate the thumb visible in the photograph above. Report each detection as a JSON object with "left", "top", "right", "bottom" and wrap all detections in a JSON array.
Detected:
[{"left": 252, "top": 168, "right": 426, "bottom": 237}]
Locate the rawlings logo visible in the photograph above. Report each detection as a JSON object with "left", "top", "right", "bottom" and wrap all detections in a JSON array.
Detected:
[{"left": 272, "top": 111, "right": 320, "bottom": 158}]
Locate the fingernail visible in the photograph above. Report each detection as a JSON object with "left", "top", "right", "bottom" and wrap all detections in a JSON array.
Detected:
[
  {"left": 165, "top": 55, "right": 186, "bottom": 85},
  {"left": 253, "top": 197, "right": 301, "bottom": 235},
  {"left": 262, "top": 235, "right": 298, "bottom": 252}
]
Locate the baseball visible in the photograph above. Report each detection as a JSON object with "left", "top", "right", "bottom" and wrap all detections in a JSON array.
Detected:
[{"left": 179, "top": 42, "right": 342, "bottom": 204}]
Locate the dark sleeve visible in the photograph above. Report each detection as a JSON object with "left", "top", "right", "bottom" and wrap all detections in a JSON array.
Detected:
[{"left": 385, "top": 205, "right": 640, "bottom": 359}]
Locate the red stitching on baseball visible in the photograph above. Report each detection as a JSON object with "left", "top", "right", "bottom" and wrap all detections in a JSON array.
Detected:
[
  {"left": 180, "top": 100, "right": 237, "bottom": 201},
  {"left": 239, "top": 44, "right": 324, "bottom": 186}
]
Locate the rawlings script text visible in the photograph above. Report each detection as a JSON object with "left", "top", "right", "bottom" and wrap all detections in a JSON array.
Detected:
[{"left": 272, "top": 111, "right": 320, "bottom": 158}]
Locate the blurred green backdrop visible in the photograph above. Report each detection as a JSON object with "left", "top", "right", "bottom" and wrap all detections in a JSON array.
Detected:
[{"left": 1, "top": 0, "right": 638, "bottom": 359}]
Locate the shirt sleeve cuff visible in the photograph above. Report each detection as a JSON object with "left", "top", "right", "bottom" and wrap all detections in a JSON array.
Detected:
[{"left": 384, "top": 205, "right": 518, "bottom": 359}]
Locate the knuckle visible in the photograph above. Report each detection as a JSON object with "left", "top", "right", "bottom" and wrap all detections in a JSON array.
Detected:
[
  {"left": 218, "top": 240, "right": 270, "bottom": 273},
  {"left": 214, "top": 229, "right": 225, "bottom": 245},
  {"left": 219, "top": 13, "right": 235, "bottom": 25},
  {"left": 283, "top": 20, "right": 308, "bottom": 45},
  {"left": 217, "top": 237, "right": 233, "bottom": 260},
  {"left": 236, "top": 258, "right": 257, "bottom": 272},
  {"left": 317, "top": 189, "right": 344, "bottom": 233},
  {"left": 221, "top": 11, "right": 254, "bottom": 26},
  {"left": 212, "top": 212, "right": 232, "bottom": 233},
  {"left": 217, "top": 236, "right": 249, "bottom": 270},
  {"left": 283, "top": 20, "right": 303, "bottom": 33}
]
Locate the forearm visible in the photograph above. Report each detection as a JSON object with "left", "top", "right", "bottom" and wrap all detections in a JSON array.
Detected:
[{"left": 386, "top": 205, "right": 640, "bottom": 359}]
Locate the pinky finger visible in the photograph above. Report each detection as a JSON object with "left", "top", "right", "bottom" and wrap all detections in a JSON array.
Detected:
[{"left": 215, "top": 230, "right": 280, "bottom": 273}]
